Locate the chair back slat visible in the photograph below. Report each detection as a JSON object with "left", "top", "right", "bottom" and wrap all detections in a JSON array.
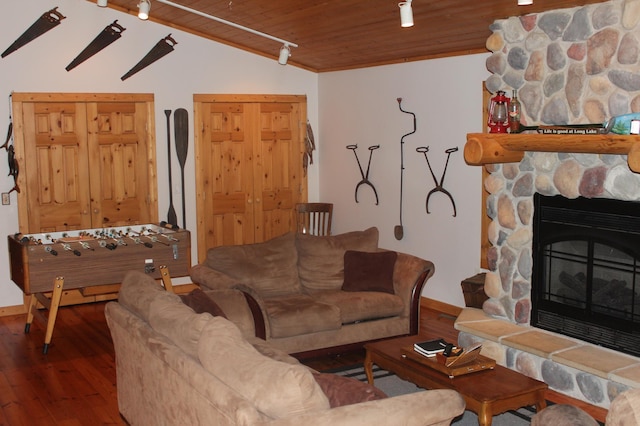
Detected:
[{"left": 296, "top": 203, "right": 333, "bottom": 236}]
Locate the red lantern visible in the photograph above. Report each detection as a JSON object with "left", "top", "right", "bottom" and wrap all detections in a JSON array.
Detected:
[{"left": 488, "top": 90, "right": 510, "bottom": 133}]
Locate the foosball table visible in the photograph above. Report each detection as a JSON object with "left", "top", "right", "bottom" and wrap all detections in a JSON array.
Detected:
[{"left": 8, "top": 224, "right": 191, "bottom": 353}]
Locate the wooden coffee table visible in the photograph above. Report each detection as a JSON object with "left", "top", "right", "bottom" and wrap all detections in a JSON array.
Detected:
[{"left": 364, "top": 335, "right": 547, "bottom": 426}]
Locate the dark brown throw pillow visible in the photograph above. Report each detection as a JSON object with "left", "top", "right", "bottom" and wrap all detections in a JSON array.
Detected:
[
  {"left": 342, "top": 250, "right": 397, "bottom": 294},
  {"left": 312, "top": 372, "right": 387, "bottom": 407},
  {"left": 180, "top": 288, "right": 228, "bottom": 319}
]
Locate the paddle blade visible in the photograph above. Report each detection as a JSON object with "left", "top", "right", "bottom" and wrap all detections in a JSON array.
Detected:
[
  {"left": 174, "top": 108, "right": 189, "bottom": 167},
  {"left": 167, "top": 205, "right": 178, "bottom": 228}
]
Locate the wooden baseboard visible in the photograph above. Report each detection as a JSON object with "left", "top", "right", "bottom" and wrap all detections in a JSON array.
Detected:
[{"left": 421, "top": 297, "right": 463, "bottom": 318}]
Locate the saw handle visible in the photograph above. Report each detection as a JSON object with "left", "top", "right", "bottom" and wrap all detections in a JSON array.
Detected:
[
  {"left": 109, "top": 20, "right": 126, "bottom": 34},
  {"left": 164, "top": 34, "right": 178, "bottom": 47},
  {"left": 45, "top": 7, "right": 66, "bottom": 23}
]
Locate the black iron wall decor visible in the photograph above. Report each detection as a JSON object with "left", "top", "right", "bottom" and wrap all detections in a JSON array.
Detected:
[
  {"left": 121, "top": 34, "right": 178, "bottom": 81},
  {"left": 2, "top": 8, "right": 66, "bottom": 58},
  {"left": 346, "top": 144, "right": 379, "bottom": 205},
  {"left": 66, "top": 20, "right": 126, "bottom": 71},
  {"left": 416, "top": 146, "right": 458, "bottom": 217},
  {"left": 2, "top": 96, "right": 18, "bottom": 195},
  {"left": 395, "top": 98, "right": 416, "bottom": 240}
]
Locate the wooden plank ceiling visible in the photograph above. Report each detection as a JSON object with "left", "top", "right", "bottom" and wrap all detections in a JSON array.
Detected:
[{"left": 93, "top": 0, "right": 607, "bottom": 72}]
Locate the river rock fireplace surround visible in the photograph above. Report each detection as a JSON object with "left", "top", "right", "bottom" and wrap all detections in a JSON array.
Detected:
[{"left": 457, "top": 0, "right": 640, "bottom": 411}]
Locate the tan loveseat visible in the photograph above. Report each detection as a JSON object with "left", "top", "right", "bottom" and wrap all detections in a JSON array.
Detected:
[
  {"left": 106, "top": 271, "right": 466, "bottom": 425},
  {"left": 190, "top": 227, "right": 435, "bottom": 355}
]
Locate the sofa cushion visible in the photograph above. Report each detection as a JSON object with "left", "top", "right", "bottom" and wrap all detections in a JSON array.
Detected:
[
  {"left": 148, "top": 291, "right": 213, "bottom": 358},
  {"left": 296, "top": 227, "right": 379, "bottom": 292},
  {"left": 198, "top": 317, "right": 330, "bottom": 419},
  {"left": 312, "top": 372, "right": 387, "bottom": 407},
  {"left": 313, "top": 290, "right": 404, "bottom": 324},
  {"left": 342, "top": 250, "right": 397, "bottom": 294},
  {"left": 180, "top": 288, "right": 227, "bottom": 318},
  {"left": 263, "top": 294, "right": 342, "bottom": 338},
  {"left": 204, "top": 232, "right": 302, "bottom": 298},
  {"left": 118, "top": 270, "right": 175, "bottom": 322}
]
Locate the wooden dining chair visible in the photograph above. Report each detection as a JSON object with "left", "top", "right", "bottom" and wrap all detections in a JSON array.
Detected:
[{"left": 295, "top": 203, "right": 333, "bottom": 236}]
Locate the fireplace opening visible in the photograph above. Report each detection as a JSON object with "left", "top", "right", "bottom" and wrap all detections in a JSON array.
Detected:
[{"left": 532, "top": 194, "right": 640, "bottom": 357}]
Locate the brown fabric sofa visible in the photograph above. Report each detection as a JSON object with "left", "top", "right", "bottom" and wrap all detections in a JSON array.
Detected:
[
  {"left": 106, "top": 271, "right": 466, "bottom": 426},
  {"left": 190, "top": 227, "right": 435, "bottom": 355}
]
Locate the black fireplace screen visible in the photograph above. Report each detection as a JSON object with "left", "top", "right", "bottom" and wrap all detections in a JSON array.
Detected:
[{"left": 532, "top": 194, "right": 640, "bottom": 357}]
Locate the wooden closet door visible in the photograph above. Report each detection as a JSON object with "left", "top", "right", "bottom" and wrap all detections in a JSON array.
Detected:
[
  {"left": 196, "top": 101, "right": 256, "bottom": 255},
  {"left": 19, "top": 101, "right": 92, "bottom": 232},
  {"left": 86, "top": 101, "right": 154, "bottom": 227},
  {"left": 194, "top": 95, "right": 307, "bottom": 262},
  {"left": 255, "top": 102, "right": 303, "bottom": 242},
  {"left": 13, "top": 93, "right": 158, "bottom": 234}
]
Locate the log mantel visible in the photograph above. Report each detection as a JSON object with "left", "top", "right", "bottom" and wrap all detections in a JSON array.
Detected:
[{"left": 464, "top": 133, "right": 640, "bottom": 173}]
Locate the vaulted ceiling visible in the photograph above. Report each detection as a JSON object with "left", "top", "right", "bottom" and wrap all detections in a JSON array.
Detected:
[{"left": 93, "top": 0, "right": 607, "bottom": 72}]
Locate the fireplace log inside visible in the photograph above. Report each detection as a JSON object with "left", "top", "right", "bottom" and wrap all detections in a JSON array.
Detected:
[{"left": 532, "top": 194, "right": 640, "bottom": 357}]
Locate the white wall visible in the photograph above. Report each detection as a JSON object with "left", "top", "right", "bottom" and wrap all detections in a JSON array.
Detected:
[
  {"left": 318, "top": 54, "right": 491, "bottom": 307},
  {"left": 0, "top": 0, "right": 319, "bottom": 308}
]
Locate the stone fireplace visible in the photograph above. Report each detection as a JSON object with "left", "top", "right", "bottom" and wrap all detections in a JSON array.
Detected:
[{"left": 457, "top": 0, "right": 640, "bottom": 411}]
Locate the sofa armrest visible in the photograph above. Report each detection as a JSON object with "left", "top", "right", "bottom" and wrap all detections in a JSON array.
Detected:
[
  {"left": 190, "top": 264, "right": 242, "bottom": 290},
  {"left": 391, "top": 252, "right": 435, "bottom": 335},
  {"left": 262, "top": 389, "right": 464, "bottom": 426},
  {"left": 232, "top": 283, "right": 270, "bottom": 340}
]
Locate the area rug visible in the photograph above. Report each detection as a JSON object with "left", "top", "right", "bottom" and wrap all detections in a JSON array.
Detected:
[{"left": 326, "top": 364, "right": 536, "bottom": 425}]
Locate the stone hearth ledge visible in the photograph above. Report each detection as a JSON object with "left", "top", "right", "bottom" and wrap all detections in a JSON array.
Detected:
[{"left": 455, "top": 308, "right": 640, "bottom": 409}]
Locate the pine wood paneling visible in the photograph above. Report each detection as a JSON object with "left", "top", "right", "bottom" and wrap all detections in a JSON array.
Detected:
[{"left": 97, "top": 0, "right": 607, "bottom": 72}]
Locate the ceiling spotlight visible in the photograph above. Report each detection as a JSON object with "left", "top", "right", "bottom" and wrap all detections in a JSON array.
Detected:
[
  {"left": 97, "top": 0, "right": 108, "bottom": 6},
  {"left": 138, "top": 0, "right": 151, "bottom": 20},
  {"left": 278, "top": 44, "right": 291, "bottom": 65},
  {"left": 518, "top": 0, "right": 533, "bottom": 4},
  {"left": 399, "top": 0, "right": 414, "bottom": 28}
]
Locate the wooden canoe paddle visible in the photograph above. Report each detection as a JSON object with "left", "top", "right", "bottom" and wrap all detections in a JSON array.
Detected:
[
  {"left": 174, "top": 108, "right": 189, "bottom": 230},
  {"left": 164, "top": 110, "right": 178, "bottom": 227}
]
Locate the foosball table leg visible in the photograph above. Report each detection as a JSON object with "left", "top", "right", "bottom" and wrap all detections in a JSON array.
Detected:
[
  {"left": 159, "top": 265, "right": 174, "bottom": 293},
  {"left": 42, "top": 277, "right": 65, "bottom": 354},
  {"left": 24, "top": 294, "right": 39, "bottom": 334}
]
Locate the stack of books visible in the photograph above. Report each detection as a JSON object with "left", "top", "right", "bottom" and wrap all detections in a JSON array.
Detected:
[{"left": 413, "top": 338, "right": 449, "bottom": 357}]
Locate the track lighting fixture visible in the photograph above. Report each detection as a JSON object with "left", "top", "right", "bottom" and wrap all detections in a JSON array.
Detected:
[
  {"left": 278, "top": 44, "right": 291, "bottom": 65},
  {"left": 132, "top": 0, "right": 298, "bottom": 65},
  {"left": 97, "top": 0, "right": 108, "bottom": 7},
  {"left": 138, "top": 0, "right": 151, "bottom": 20},
  {"left": 518, "top": 0, "right": 533, "bottom": 4},
  {"left": 399, "top": 0, "right": 414, "bottom": 28}
]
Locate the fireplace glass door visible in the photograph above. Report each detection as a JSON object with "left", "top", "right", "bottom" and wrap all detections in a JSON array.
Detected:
[{"left": 532, "top": 194, "right": 640, "bottom": 357}]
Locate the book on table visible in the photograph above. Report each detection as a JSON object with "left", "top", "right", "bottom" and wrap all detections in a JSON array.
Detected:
[{"left": 413, "top": 338, "right": 449, "bottom": 357}]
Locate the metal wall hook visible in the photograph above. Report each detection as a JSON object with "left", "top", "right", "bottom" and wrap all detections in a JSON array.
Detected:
[
  {"left": 346, "top": 144, "right": 379, "bottom": 205},
  {"left": 416, "top": 146, "right": 458, "bottom": 217}
]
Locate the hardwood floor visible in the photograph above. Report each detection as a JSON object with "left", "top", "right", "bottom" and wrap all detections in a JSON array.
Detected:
[
  {"left": 0, "top": 300, "right": 606, "bottom": 424},
  {"left": 0, "top": 302, "right": 121, "bottom": 425}
]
